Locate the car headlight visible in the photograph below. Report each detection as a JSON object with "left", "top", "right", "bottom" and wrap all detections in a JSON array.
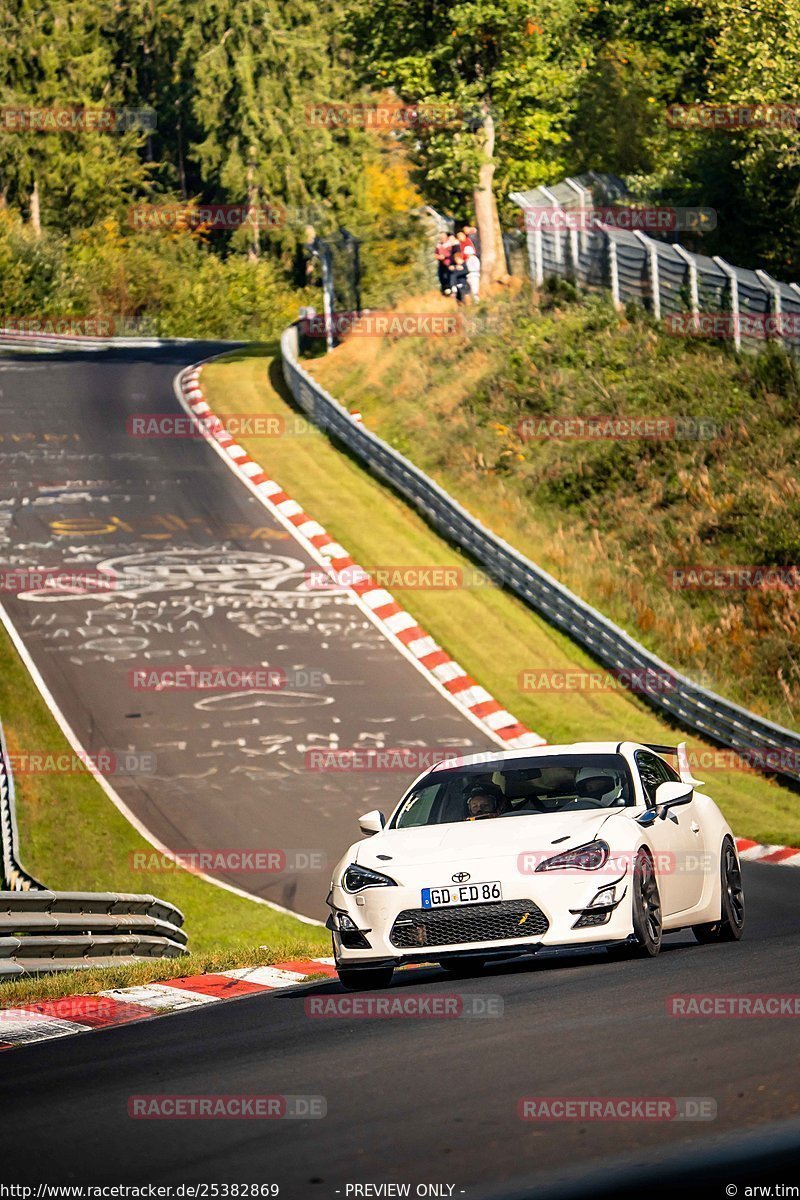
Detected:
[
  {"left": 341, "top": 863, "right": 397, "bottom": 893},
  {"left": 535, "top": 840, "right": 610, "bottom": 872}
]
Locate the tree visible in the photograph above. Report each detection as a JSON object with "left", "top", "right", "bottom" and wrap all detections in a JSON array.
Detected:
[
  {"left": 346, "top": 0, "right": 590, "bottom": 285},
  {"left": 703, "top": 0, "right": 800, "bottom": 273},
  {"left": 0, "top": 0, "right": 148, "bottom": 233},
  {"left": 178, "top": 0, "right": 366, "bottom": 264},
  {"left": 111, "top": 0, "right": 195, "bottom": 197}
]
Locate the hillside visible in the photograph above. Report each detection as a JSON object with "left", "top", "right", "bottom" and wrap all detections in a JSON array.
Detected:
[{"left": 307, "top": 285, "right": 800, "bottom": 734}]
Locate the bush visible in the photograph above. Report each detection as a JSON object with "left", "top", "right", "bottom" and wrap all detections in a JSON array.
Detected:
[{"left": 0, "top": 213, "right": 310, "bottom": 340}]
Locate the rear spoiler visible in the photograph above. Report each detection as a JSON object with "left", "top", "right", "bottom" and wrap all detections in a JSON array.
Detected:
[{"left": 643, "top": 741, "right": 704, "bottom": 787}]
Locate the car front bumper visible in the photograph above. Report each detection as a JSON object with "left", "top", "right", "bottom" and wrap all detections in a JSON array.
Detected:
[{"left": 329, "top": 870, "right": 633, "bottom": 968}]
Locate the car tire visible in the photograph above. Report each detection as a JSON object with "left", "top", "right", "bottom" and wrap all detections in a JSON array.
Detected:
[
  {"left": 630, "top": 848, "right": 662, "bottom": 956},
  {"left": 438, "top": 956, "right": 486, "bottom": 978},
  {"left": 337, "top": 967, "right": 394, "bottom": 991},
  {"left": 693, "top": 837, "right": 745, "bottom": 944}
]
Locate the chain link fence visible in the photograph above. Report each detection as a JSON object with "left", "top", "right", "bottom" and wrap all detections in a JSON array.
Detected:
[{"left": 510, "top": 174, "right": 800, "bottom": 358}]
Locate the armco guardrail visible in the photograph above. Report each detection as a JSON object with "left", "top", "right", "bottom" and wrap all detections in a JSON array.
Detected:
[
  {"left": 0, "top": 719, "right": 188, "bottom": 974},
  {"left": 0, "top": 720, "right": 43, "bottom": 892},
  {"left": 281, "top": 323, "right": 800, "bottom": 786},
  {"left": 0, "top": 329, "right": 193, "bottom": 352},
  {"left": 509, "top": 173, "right": 800, "bottom": 359},
  {"left": 0, "top": 891, "right": 187, "bottom": 978}
]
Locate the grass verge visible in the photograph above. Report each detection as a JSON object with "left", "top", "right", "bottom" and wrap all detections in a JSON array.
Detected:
[
  {"left": 200, "top": 342, "right": 800, "bottom": 849},
  {"left": 0, "top": 941, "right": 320, "bottom": 1008},
  {"left": 0, "top": 613, "right": 329, "bottom": 980}
]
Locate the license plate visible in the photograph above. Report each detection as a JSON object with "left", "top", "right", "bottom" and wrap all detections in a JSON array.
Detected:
[{"left": 421, "top": 881, "right": 502, "bottom": 909}]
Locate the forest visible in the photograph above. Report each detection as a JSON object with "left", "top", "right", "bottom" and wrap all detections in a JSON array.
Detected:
[{"left": 0, "top": 0, "right": 796, "bottom": 336}]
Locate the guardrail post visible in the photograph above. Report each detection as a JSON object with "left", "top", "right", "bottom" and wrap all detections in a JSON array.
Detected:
[
  {"left": 564, "top": 177, "right": 591, "bottom": 260},
  {"left": 634, "top": 230, "right": 661, "bottom": 321},
  {"left": 713, "top": 256, "right": 741, "bottom": 351},
  {"left": 673, "top": 243, "right": 700, "bottom": 325},
  {"left": 509, "top": 188, "right": 545, "bottom": 287},
  {"left": 756, "top": 269, "right": 782, "bottom": 343},
  {"left": 528, "top": 188, "right": 544, "bottom": 287},
  {"left": 605, "top": 230, "right": 621, "bottom": 310},
  {"left": 539, "top": 185, "right": 564, "bottom": 271},
  {"left": 532, "top": 222, "right": 543, "bottom": 286}
]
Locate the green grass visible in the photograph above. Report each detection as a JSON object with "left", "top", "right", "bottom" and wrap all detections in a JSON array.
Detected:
[
  {"left": 0, "top": 614, "right": 329, "bottom": 970},
  {"left": 0, "top": 942, "right": 321, "bottom": 1009},
  {"left": 200, "top": 343, "right": 800, "bottom": 849}
]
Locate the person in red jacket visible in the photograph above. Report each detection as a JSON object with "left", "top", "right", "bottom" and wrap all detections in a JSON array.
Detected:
[{"left": 457, "top": 228, "right": 477, "bottom": 258}]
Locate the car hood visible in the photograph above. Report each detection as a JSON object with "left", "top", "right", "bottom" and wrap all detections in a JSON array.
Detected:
[{"left": 355, "top": 809, "right": 621, "bottom": 871}]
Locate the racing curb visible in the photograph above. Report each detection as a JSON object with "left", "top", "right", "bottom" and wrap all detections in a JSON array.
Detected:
[
  {"left": 0, "top": 957, "right": 342, "bottom": 1050},
  {"left": 175, "top": 364, "right": 545, "bottom": 751},
  {"left": 734, "top": 838, "right": 800, "bottom": 867}
]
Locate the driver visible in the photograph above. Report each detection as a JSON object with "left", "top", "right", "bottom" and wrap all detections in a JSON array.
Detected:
[
  {"left": 575, "top": 766, "right": 623, "bottom": 805},
  {"left": 465, "top": 781, "right": 506, "bottom": 820}
]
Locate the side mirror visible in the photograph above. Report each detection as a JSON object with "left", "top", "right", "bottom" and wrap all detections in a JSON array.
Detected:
[
  {"left": 358, "top": 809, "right": 386, "bottom": 835},
  {"left": 654, "top": 780, "right": 693, "bottom": 814}
]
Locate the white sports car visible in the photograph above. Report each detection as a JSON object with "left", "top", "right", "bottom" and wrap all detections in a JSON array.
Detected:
[{"left": 327, "top": 741, "right": 745, "bottom": 990}]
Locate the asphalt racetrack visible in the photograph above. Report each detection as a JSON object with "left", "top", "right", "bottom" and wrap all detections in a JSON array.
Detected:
[
  {"left": 2, "top": 860, "right": 799, "bottom": 1194},
  {"left": 0, "top": 344, "right": 490, "bottom": 919},
  {"left": 1, "top": 345, "right": 798, "bottom": 1196}
]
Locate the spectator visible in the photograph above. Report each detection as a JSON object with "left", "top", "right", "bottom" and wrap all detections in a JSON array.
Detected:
[
  {"left": 434, "top": 232, "right": 452, "bottom": 295},
  {"left": 465, "top": 246, "right": 481, "bottom": 303},
  {"left": 449, "top": 252, "right": 470, "bottom": 304},
  {"left": 462, "top": 223, "right": 480, "bottom": 258},
  {"left": 457, "top": 228, "right": 477, "bottom": 257}
]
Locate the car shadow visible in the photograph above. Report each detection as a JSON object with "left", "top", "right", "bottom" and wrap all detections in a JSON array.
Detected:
[{"left": 276, "top": 933, "right": 699, "bottom": 999}]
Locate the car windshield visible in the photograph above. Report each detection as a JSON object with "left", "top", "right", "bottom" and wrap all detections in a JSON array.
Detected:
[{"left": 391, "top": 753, "right": 633, "bottom": 830}]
